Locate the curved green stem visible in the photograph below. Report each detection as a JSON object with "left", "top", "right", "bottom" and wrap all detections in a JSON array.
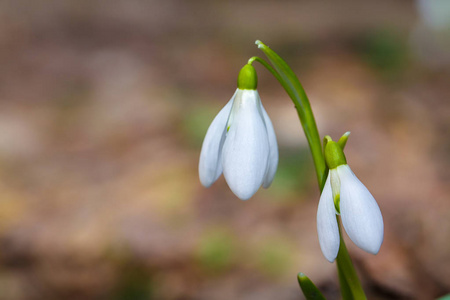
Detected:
[
  {"left": 336, "top": 217, "right": 367, "bottom": 300},
  {"left": 255, "top": 40, "right": 326, "bottom": 189},
  {"left": 248, "top": 56, "right": 297, "bottom": 100},
  {"left": 248, "top": 56, "right": 283, "bottom": 84},
  {"left": 253, "top": 40, "right": 365, "bottom": 299}
]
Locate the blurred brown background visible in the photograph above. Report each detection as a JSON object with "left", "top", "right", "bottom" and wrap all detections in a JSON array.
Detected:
[{"left": 0, "top": 0, "right": 449, "bottom": 299}]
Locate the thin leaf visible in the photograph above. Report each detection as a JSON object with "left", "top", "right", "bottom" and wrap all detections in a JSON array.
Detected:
[{"left": 297, "top": 273, "right": 327, "bottom": 300}]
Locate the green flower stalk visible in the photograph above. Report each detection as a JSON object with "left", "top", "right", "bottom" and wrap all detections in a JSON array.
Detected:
[
  {"left": 252, "top": 41, "right": 369, "bottom": 299},
  {"left": 199, "top": 40, "right": 382, "bottom": 299}
]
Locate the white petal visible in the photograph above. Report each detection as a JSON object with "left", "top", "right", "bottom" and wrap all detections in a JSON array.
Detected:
[
  {"left": 261, "top": 101, "right": 279, "bottom": 188},
  {"left": 338, "top": 164, "right": 384, "bottom": 254},
  {"left": 222, "top": 89, "right": 269, "bottom": 200},
  {"left": 317, "top": 174, "right": 340, "bottom": 262},
  {"left": 198, "top": 90, "right": 236, "bottom": 187},
  {"left": 330, "top": 168, "right": 341, "bottom": 210}
]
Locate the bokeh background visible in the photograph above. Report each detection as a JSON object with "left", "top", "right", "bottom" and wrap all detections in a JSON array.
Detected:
[{"left": 0, "top": 0, "right": 449, "bottom": 299}]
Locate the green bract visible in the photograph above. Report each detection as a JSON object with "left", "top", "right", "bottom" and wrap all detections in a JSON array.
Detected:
[
  {"left": 237, "top": 64, "right": 258, "bottom": 90},
  {"left": 325, "top": 141, "right": 347, "bottom": 170}
]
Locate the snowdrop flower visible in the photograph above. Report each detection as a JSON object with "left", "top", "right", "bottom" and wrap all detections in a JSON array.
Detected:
[
  {"left": 317, "top": 139, "right": 383, "bottom": 262},
  {"left": 199, "top": 64, "right": 278, "bottom": 200}
]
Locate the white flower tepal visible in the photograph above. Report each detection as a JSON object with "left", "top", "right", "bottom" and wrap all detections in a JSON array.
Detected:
[
  {"left": 199, "top": 64, "right": 278, "bottom": 200},
  {"left": 198, "top": 93, "right": 234, "bottom": 188},
  {"left": 317, "top": 173, "right": 340, "bottom": 262},
  {"left": 317, "top": 140, "right": 384, "bottom": 262},
  {"left": 338, "top": 165, "right": 384, "bottom": 254}
]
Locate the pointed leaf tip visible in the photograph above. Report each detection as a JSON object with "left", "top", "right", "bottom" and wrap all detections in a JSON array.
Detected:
[
  {"left": 297, "top": 273, "right": 326, "bottom": 300},
  {"left": 255, "top": 40, "right": 265, "bottom": 49},
  {"left": 338, "top": 132, "right": 351, "bottom": 150}
]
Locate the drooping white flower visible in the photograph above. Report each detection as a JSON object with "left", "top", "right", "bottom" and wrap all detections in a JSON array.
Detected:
[
  {"left": 199, "top": 64, "right": 278, "bottom": 200},
  {"left": 317, "top": 140, "right": 383, "bottom": 262}
]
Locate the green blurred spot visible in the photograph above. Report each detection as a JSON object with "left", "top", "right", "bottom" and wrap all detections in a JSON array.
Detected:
[
  {"left": 354, "top": 28, "right": 409, "bottom": 78},
  {"left": 182, "top": 105, "right": 221, "bottom": 148},
  {"left": 196, "top": 227, "right": 236, "bottom": 275},
  {"left": 113, "top": 257, "right": 155, "bottom": 300},
  {"left": 437, "top": 294, "right": 450, "bottom": 300},
  {"left": 268, "top": 148, "right": 313, "bottom": 200},
  {"left": 255, "top": 237, "right": 294, "bottom": 278}
]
